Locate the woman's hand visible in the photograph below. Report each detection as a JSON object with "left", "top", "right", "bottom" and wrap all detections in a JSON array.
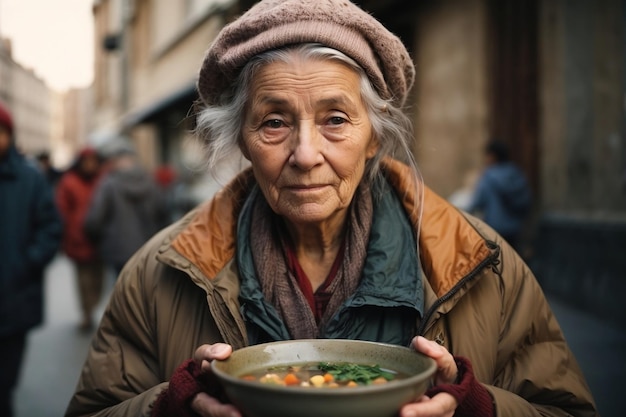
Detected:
[
  {"left": 189, "top": 343, "right": 243, "bottom": 417},
  {"left": 399, "top": 336, "right": 459, "bottom": 417}
]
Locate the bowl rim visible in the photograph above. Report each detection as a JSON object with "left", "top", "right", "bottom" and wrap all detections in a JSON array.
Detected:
[{"left": 211, "top": 339, "right": 437, "bottom": 396}]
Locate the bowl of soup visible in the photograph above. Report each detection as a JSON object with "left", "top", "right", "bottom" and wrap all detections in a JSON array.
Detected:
[{"left": 211, "top": 339, "right": 437, "bottom": 417}]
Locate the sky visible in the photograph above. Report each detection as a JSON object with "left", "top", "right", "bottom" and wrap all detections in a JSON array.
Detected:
[{"left": 0, "top": 0, "right": 94, "bottom": 91}]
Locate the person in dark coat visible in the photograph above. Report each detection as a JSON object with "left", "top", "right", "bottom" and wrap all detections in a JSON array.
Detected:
[
  {"left": 84, "top": 140, "right": 168, "bottom": 275},
  {"left": 0, "top": 100, "right": 62, "bottom": 417},
  {"left": 467, "top": 139, "right": 532, "bottom": 251},
  {"left": 56, "top": 147, "right": 105, "bottom": 331}
]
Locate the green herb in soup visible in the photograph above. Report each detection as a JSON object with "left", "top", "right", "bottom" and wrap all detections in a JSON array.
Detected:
[
  {"left": 239, "top": 362, "right": 397, "bottom": 388},
  {"left": 318, "top": 362, "right": 395, "bottom": 385}
]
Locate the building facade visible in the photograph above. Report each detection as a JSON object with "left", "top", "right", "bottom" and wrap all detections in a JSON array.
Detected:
[
  {"left": 91, "top": 0, "right": 246, "bottom": 195},
  {"left": 0, "top": 38, "right": 51, "bottom": 156},
  {"left": 50, "top": 87, "right": 95, "bottom": 169}
]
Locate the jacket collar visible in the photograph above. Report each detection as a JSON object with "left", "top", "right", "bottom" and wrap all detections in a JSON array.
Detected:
[
  {"left": 169, "top": 158, "right": 492, "bottom": 298},
  {"left": 381, "top": 158, "right": 493, "bottom": 297}
]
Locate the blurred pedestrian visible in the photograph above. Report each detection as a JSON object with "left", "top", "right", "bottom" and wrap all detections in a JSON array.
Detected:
[
  {"left": 153, "top": 164, "right": 180, "bottom": 223},
  {"left": 154, "top": 164, "right": 176, "bottom": 189},
  {"left": 84, "top": 140, "right": 168, "bottom": 276},
  {"left": 35, "top": 150, "right": 63, "bottom": 189},
  {"left": 467, "top": 139, "right": 532, "bottom": 251},
  {"left": 0, "top": 100, "right": 62, "bottom": 417},
  {"left": 56, "top": 147, "right": 105, "bottom": 332}
]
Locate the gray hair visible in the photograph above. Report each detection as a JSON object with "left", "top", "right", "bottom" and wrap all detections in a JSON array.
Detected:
[{"left": 195, "top": 43, "right": 421, "bottom": 194}]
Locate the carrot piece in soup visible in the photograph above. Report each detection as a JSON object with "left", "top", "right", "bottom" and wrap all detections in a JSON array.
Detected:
[
  {"left": 284, "top": 373, "right": 301, "bottom": 386},
  {"left": 323, "top": 373, "right": 334, "bottom": 383}
]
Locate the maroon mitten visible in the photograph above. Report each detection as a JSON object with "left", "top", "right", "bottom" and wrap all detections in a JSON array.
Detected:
[
  {"left": 151, "top": 359, "right": 212, "bottom": 417},
  {"left": 425, "top": 356, "right": 494, "bottom": 417}
]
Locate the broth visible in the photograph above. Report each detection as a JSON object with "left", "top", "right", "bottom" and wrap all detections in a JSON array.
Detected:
[{"left": 239, "top": 362, "right": 405, "bottom": 388}]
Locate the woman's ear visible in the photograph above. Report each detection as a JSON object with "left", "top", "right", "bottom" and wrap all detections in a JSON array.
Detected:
[{"left": 366, "top": 135, "right": 380, "bottom": 159}]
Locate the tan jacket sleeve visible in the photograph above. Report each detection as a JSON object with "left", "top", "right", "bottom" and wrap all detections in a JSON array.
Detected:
[
  {"left": 484, "top": 235, "right": 597, "bottom": 416},
  {"left": 435, "top": 212, "right": 597, "bottom": 416},
  {"left": 65, "top": 250, "right": 167, "bottom": 417}
]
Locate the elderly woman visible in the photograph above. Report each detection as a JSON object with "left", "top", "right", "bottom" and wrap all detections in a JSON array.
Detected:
[{"left": 65, "top": 0, "right": 597, "bottom": 416}]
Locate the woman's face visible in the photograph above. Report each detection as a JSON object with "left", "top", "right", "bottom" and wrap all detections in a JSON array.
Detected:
[{"left": 241, "top": 58, "right": 378, "bottom": 226}]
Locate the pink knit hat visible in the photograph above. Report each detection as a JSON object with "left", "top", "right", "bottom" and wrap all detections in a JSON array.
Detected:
[
  {"left": 0, "top": 99, "right": 13, "bottom": 134},
  {"left": 197, "top": 0, "right": 415, "bottom": 108}
]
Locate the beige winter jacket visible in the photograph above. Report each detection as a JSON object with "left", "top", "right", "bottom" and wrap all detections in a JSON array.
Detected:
[{"left": 65, "top": 159, "right": 597, "bottom": 416}]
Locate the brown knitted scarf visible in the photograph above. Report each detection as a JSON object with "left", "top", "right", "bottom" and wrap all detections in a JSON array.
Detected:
[{"left": 250, "top": 185, "right": 373, "bottom": 339}]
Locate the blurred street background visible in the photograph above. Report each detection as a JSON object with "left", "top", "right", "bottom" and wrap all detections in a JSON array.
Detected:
[{"left": 13, "top": 254, "right": 626, "bottom": 417}]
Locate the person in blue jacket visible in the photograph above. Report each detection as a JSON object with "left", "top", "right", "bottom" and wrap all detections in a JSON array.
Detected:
[
  {"left": 467, "top": 139, "right": 532, "bottom": 251},
  {"left": 0, "top": 100, "right": 62, "bottom": 417}
]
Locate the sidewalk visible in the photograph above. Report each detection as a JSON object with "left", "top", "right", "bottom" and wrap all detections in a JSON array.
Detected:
[
  {"left": 14, "top": 255, "right": 113, "bottom": 417},
  {"left": 547, "top": 294, "right": 626, "bottom": 417},
  {"left": 13, "top": 254, "right": 625, "bottom": 416}
]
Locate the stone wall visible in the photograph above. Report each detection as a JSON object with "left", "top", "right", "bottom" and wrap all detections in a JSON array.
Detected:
[
  {"left": 412, "top": 0, "right": 489, "bottom": 199},
  {"left": 540, "top": 0, "right": 626, "bottom": 213},
  {"left": 531, "top": 216, "right": 626, "bottom": 327}
]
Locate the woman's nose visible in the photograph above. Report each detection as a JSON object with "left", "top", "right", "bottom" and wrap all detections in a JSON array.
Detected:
[{"left": 288, "top": 121, "right": 324, "bottom": 170}]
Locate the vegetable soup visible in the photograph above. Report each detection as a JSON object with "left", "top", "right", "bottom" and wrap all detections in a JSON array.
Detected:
[{"left": 239, "top": 362, "right": 405, "bottom": 388}]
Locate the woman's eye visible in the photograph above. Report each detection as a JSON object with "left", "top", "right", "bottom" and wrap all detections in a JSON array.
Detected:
[
  {"left": 263, "top": 119, "right": 284, "bottom": 129},
  {"left": 329, "top": 116, "right": 346, "bottom": 125}
]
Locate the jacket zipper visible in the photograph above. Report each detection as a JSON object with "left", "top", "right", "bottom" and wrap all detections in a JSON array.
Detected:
[{"left": 416, "top": 240, "right": 501, "bottom": 336}]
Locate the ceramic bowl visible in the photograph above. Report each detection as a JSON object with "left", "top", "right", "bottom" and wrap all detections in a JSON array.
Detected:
[{"left": 211, "top": 339, "right": 437, "bottom": 417}]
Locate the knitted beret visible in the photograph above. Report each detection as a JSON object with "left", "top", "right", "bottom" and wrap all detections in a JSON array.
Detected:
[
  {"left": 197, "top": 0, "right": 415, "bottom": 108},
  {"left": 0, "top": 99, "right": 13, "bottom": 134}
]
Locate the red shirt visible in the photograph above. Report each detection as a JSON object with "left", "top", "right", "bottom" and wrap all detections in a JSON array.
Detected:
[{"left": 284, "top": 241, "right": 345, "bottom": 323}]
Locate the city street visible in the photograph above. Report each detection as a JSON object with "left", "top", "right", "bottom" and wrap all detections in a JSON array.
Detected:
[{"left": 14, "top": 254, "right": 626, "bottom": 417}]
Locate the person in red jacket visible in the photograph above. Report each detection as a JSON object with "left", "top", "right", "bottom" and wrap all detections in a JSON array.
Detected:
[{"left": 56, "top": 147, "right": 104, "bottom": 331}]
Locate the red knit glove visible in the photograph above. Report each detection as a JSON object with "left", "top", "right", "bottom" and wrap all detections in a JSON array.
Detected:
[
  {"left": 425, "top": 356, "right": 494, "bottom": 417},
  {"left": 151, "top": 359, "right": 216, "bottom": 417}
]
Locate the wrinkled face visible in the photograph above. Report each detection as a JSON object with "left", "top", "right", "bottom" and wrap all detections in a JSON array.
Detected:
[{"left": 241, "top": 58, "right": 378, "bottom": 226}]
